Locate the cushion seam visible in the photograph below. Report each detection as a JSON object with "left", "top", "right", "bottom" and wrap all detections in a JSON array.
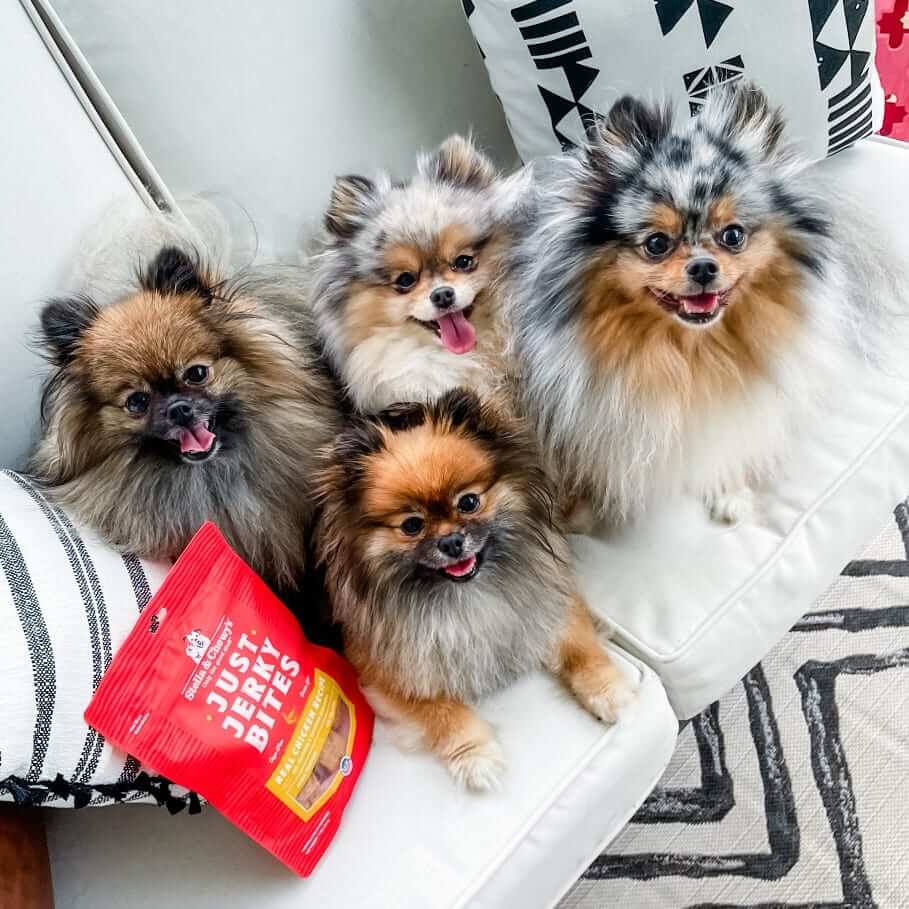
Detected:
[{"left": 542, "top": 758, "right": 677, "bottom": 909}]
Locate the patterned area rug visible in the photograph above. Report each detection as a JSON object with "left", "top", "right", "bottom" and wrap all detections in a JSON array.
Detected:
[{"left": 562, "top": 499, "right": 909, "bottom": 908}]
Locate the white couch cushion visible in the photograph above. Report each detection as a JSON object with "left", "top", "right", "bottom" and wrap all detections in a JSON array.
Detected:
[
  {"left": 47, "top": 650, "right": 677, "bottom": 909},
  {"left": 574, "top": 137, "right": 909, "bottom": 720}
]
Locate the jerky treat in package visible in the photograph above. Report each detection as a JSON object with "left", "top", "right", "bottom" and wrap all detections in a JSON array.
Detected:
[{"left": 85, "top": 523, "right": 373, "bottom": 876}]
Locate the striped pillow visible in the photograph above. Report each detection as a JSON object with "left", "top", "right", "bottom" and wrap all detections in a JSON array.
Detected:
[{"left": 0, "top": 470, "right": 199, "bottom": 812}]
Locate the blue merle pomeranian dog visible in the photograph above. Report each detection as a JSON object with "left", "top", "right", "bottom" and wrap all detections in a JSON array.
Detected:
[
  {"left": 507, "top": 82, "right": 903, "bottom": 526},
  {"left": 308, "top": 135, "right": 526, "bottom": 414}
]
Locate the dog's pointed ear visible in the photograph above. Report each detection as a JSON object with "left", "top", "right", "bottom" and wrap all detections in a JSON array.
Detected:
[
  {"left": 140, "top": 246, "right": 213, "bottom": 301},
  {"left": 589, "top": 96, "right": 672, "bottom": 152},
  {"left": 377, "top": 402, "right": 427, "bottom": 434},
  {"left": 435, "top": 387, "right": 492, "bottom": 436},
  {"left": 419, "top": 135, "right": 497, "bottom": 190},
  {"left": 39, "top": 294, "right": 101, "bottom": 366},
  {"left": 697, "top": 81, "right": 785, "bottom": 160},
  {"left": 325, "top": 175, "right": 377, "bottom": 238},
  {"left": 324, "top": 418, "right": 388, "bottom": 500},
  {"left": 336, "top": 415, "right": 387, "bottom": 462}
]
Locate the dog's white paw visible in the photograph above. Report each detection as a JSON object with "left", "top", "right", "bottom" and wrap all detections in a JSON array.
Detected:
[
  {"left": 446, "top": 738, "right": 507, "bottom": 792},
  {"left": 584, "top": 674, "right": 638, "bottom": 724},
  {"left": 706, "top": 487, "right": 755, "bottom": 525}
]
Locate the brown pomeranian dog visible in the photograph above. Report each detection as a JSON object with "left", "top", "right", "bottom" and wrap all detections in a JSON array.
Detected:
[
  {"left": 32, "top": 245, "right": 341, "bottom": 590},
  {"left": 317, "top": 389, "right": 634, "bottom": 790}
]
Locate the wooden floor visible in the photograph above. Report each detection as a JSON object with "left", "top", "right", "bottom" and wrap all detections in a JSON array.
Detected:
[{"left": 0, "top": 806, "right": 53, "bottom": 909}]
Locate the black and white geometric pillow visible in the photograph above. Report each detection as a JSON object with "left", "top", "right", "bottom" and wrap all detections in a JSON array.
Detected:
[
  {"left": 0, "top": 471, "right": 199, "bottom": 812},
  {"left": 462, "top": 0, "right": 883, "bottom": 161}
]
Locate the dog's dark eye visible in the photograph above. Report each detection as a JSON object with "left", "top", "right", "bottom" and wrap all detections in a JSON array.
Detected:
[
  {"left": 457, "top": 493, "right": 480, "bottom": 514},
  {"left": 643, "top": 233, "right": 673, "bottom": 259},
  {"left": 453, "top": 254, "right": 475, "bottom": 271},
  {"left": 400, "top": 516, "right": 424, "bottom": 536},
  {"left": 125, "top": 391, "right": 150, "bottom": 414},
  {"left": 394, "top": 272, "right": 417, "bottom": 291},
  {"left": 183, "top": 364, "right": 209, "bottom": 385},
  {"left": 719, "top": 224, "right": 746, "bottom": 249}
]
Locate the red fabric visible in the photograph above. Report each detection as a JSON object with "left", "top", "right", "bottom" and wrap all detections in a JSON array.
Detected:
[
  {"left": 85, "top": 523, "right": 373, "bottom": 877},
  {"left": 877, "top": 0, "right": 909, "bottom": 140}
]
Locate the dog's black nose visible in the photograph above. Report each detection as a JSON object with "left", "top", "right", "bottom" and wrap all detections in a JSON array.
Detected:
[
  {"left": 437, "top": 533, "right": 465, "bottom": 558},
  {"left": 430, "top": 286, "right": 456, "bottom": 309},
  {"left": 166, "top": 399, "right": 195, "bottom": 426},
  {"left": 686, "top": 257, "right": 719, "bottom": 287}
]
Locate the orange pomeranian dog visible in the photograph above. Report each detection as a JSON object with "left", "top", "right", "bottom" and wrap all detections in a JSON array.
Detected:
[{"left": 316, "top": 389, "right": 634, "bottom": 790}]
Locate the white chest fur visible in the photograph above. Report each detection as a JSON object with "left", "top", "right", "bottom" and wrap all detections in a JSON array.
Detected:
[{"left": 343, "top": 324, "right": 495, "bottom": 412}]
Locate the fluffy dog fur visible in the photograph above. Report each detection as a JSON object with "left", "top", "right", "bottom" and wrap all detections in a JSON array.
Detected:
[
  {"left": 508, "top": 83, "right": 902, "bottom": 523},
  {"left": 309, "top": 136, "right": 523, "bottom": 413},
  {"left": 32, "top": 242, "right": 341, "bottom": 590},
  {"left": 316, "top": 389, "right": 633, "bottom": 790}
]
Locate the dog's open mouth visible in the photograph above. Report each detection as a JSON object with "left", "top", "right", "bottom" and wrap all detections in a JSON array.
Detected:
[
  {"left": 651, "top": 288, "right": 733, "bottom": 326},
  {"left": 177, "top": 421, "right": 217, "bottom": 462},
  {"left": 439, "top": 549, "right": 481, "bottom": 583},
  {"left": 413, "top": 306, "right": 476, "bottom": 355}
]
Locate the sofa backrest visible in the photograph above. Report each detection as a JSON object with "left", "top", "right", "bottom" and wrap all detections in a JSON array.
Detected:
[
  {"left": 50, "top": 0, "right": 518, "bottom": 257},
  {"left": 2, "top": 2, "right": 151, "bottom": 468}
]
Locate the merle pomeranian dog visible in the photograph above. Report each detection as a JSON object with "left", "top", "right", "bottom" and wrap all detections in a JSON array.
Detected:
[
  {"left": 508, "top": 82, "right": 902, "bottom": 525},
  {"left": 316, "top": 389, "right": 634, "bottom": 790},
  {"left": 308, "top": 135, "right": 523, "bottom": 413},
  {"left": 32, "top": 235, "right": 341, "bottom": 591}
]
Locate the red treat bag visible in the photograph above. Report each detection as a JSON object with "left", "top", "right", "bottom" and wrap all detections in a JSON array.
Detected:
[{"left": 85, "top": 522, "right": 373, "bottom": 877}]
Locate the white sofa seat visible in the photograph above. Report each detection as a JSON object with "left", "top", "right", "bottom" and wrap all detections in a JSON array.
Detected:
[
  {"left": 575, "top": 138, "right": 909, "bottom": 719},
  {"left": 47, "top": 650, "right": 677, "bottom": 909}
]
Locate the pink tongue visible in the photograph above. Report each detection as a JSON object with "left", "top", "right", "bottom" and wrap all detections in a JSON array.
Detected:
[
  {"left": 436, "top": 310, "right": 476, "bottom": 355},
  {"left": 444, "top": 554, "right": 477, "bottom": 577},
  {"left": 178, "top": 422, "right": 216, "bottom": 454},
  {"left": 681, "top": 292, "right": 719, "bottom": 313}
]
